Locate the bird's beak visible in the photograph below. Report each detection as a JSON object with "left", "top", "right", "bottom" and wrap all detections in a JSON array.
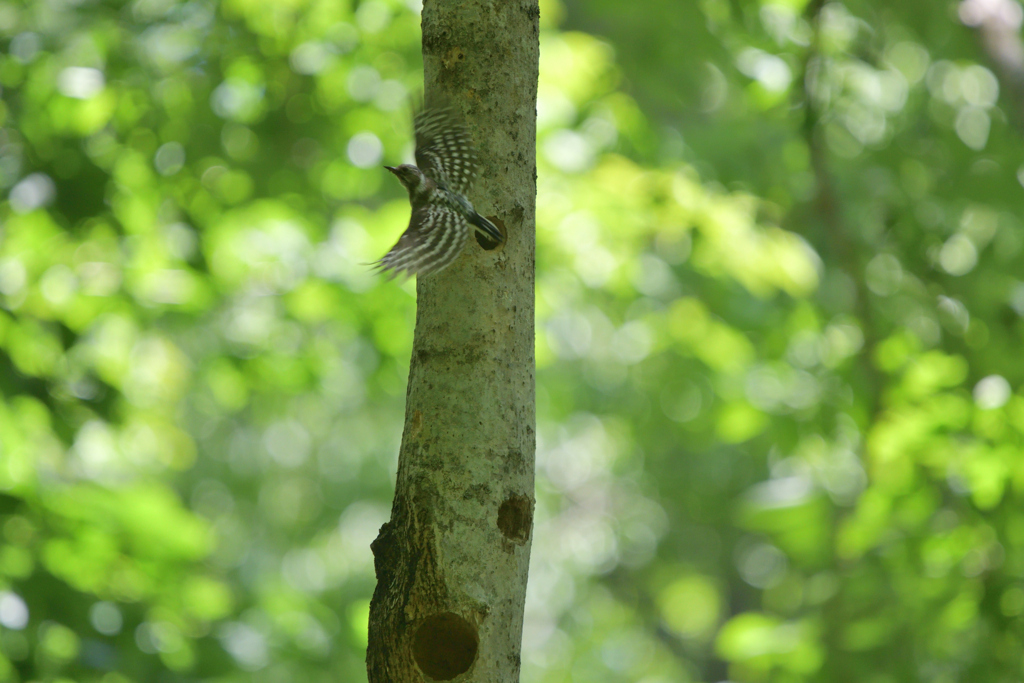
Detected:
[{"left": 384, "top": 166, "right": 397, "bottom": 174}]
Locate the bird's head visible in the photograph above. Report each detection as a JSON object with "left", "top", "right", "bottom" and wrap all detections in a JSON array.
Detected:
[{"left": 384, "top": 164, "right": 426, "bottom": 196}]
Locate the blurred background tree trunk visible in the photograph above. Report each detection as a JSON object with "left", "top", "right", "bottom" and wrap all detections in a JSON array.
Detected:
[{"left": 366, "top": 1, "right": 539, "bottom": 681}]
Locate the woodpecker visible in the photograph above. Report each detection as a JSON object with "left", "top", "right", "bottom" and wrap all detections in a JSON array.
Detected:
[{"left": 375, "top": 107, "right": 503, "bottom": 278}]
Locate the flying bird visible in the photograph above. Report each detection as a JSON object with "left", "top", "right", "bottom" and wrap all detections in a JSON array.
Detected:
[{"left": 375, "top": 107, "right": 503, "bottom": 278}]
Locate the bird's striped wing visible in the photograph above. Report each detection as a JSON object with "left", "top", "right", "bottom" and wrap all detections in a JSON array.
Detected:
[
  {"left": 375, "top": 204, "right": 470, "bottom": 278},
  {"left": 414, "top": 107, "right": 479, "bottom": 196}
]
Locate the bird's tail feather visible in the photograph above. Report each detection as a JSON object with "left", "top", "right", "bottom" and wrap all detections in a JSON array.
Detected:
[{"left": 468, "top": 212, "right": 504, "bottom": 244}]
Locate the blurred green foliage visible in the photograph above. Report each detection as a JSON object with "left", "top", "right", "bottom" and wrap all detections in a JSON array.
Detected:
[{"left": 2, "top": 0, "right": 1024, "bottom": 681}]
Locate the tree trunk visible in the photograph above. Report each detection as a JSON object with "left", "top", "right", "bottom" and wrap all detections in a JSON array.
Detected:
[{"left": 366, "top": 1, "right": 538, "bottom": 681}]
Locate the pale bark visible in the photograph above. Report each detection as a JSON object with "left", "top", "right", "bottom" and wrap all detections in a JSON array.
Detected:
[{"left": 366, "top": 1, "right": 538, "bottom": 681}]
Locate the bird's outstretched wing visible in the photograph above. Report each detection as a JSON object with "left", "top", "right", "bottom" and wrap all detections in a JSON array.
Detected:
[
  {"left": 375, "top": 204, "right": 471, "bottom": 278},
  {"left": 414, "top": 107, "right": 479, "bottom": 196}
]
